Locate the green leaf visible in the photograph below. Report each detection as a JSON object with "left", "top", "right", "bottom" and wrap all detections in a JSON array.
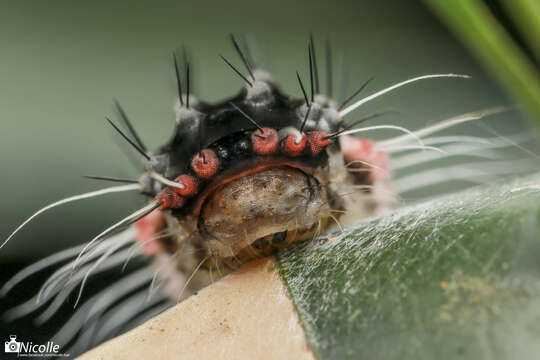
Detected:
[
  {"left": 278, "top": 173, "right": 540, "bottom": 359},
  {"left": 425, "top": 0, "right": 540, "bottom": 128},
  {"left": 501, "top": 0, "right": 540, "bottom": 62}
]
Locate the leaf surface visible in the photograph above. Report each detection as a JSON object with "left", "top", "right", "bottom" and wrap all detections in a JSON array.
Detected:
[{"left": 278, "top": 174, "right": 540, "bottom": 359}]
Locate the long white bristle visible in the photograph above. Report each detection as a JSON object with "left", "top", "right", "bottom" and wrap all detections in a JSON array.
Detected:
[
  {"left": 377, "top": 145, "right": 447, "bottom": 154},
  {"left": 50, "top": 267, "right": 153, "bottom": 347},
  {"left": 149, "top": 171, "right": 185, "bottom": 190},
  {"left": 391, "top": 144, "right": 501, "bottom": 171},
  {"left": 334, "top": 125, "right": 425, "bottom": 147},
  {"left": 72, "top": 202, "right": 159, "bottom": 272},
  {"left": 421, "top": 133, "right": 532, "bottom": 147},
  {"left": 419, "top": 135, "right": 496, "bottom": 147},
  {"left": 1, "top": 244, "right": 85, "bottom": 296},
  {"left": 378, "top": 106, "right": 508, "bottom": 148},
  {"left": 384, "top": 133, "right": 531, "bottom": 156},
  {"left": 1, "top": 184, "right": 140, "bottom": 251},
  {"left": 339, "top": 74, "right": 470, "bottom": 117},
  {"left": 90, "top": 291, "right": 168, "bottom": 348},
  {"left": 38, "top": 229, "right": 135, "bottom": 303},
  {"left": 395, "top": 159, "right": 537, "bottom": 193},
  {"left": 41, "top": 247, "right": 135, "bottom": 306},
  {"left": 390, "top": 136, "right": 531, "bottom": 171},
  {"left": 73, "top": 236, "right": 134, "bottom": 308},
  {"left": 476, "top": 122, "right": 540, "bottom": 161},
  {"left": 3, "top": 247, "right": 135, "bottom": 322},
  {"left": 34, "top": 283, "right": 77, "bottom": 325}
]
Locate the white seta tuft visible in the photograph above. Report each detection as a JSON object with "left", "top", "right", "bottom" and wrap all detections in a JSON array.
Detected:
[
  {"left": 72, "top": 201, "right": 160, "bottom": 274},
  {"left": 73, "top": 234, "right": 135, "bottom": 308},
  {"left": 389, "top": 133, "right": 532, "bottom": 171},
  {"left": 377, "top": 106, "right": 508, "bottom": 148},
  {"left": 1, "top": 244, "right": 85, "bottom": 296},
  {"left": 50, "top": 267, "right": 158, "bottom": 348},
  {"left": 394, "top": 159, "right": 539, "bottom": 194}
]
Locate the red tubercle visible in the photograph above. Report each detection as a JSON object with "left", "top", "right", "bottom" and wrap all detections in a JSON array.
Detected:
[
  {"left": 340, "top": 135, "right": 391, "bottom": 182},
  {"left": 191, "top": 149, "right": 219, "bottom": 179},
  {"left": 135, "top": 208, "right": 165, "bottom": 256},
  {"left": 359, "top": 137, "right": 374, "bottom": 154},
  {"left": 307, "top": 131, "right": 332, "bottom": 155},
  {"left": 371, "top": 150, "right": 391, "bottom": 181},
  {"left": 173, "top": 174, "right": 198, "bottom": 197},
  {"left": 282, "top": 133, "right": 307, "bottom": 157},
  {"left": 156, "top": 188, "right": 185, "bottom": 209},
  {"left": 251, "top": 127, "right": 279, "bottom": 155}
]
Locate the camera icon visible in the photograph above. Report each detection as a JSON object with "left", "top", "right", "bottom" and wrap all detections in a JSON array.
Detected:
[{"left": 5, "top": 335, "right": 20, "bottom": 353}]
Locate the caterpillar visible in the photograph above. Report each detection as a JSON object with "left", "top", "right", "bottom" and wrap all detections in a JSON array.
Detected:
[{"left": 1, "top": 34, "right": 536, "bottom": 357}]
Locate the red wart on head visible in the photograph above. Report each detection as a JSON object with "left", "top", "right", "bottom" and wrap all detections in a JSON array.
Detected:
[
  {"left": 340, "top": 135, "right": 391, "bottom": 182},
  {"left": 135, "top": 208, "right": 166, "bottom": 256},
  {"left": 308, "top": 131, "right": 332, "bottom": 155},
  {"left": 251, "top": 127, "right": 279, "bottom": 155},
  {"left": 157, "top": 188, "right": 185, "bottom": 209},
  {"left": 282, "top": 133, "right": 307, "bottom": 157},
  {"left": 173, "top": 174, "right": 199, "bottom": 197},
  {"left": 191, "top": 149, "right": 219, "bottom": 179}
]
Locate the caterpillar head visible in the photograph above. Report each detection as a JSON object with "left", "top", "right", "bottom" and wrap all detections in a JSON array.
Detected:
[
  {"left": 140, "top": 70, "right": 349, "bottom": 268},
  {"left": 133, "top": 39, "right": 391, "bottom": 277}
]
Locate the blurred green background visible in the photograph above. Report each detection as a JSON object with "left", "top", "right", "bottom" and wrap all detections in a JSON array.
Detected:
[{"left": 0, "top": 0, "right": 535, "bottom": 263}]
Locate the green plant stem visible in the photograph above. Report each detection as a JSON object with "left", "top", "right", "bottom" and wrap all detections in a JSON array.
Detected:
[
  {"left": 501, "top": 0, "right": 540, "bottom": 62},
  {"left": 425, "top": 0, "right": 540, "bottom": 129}
]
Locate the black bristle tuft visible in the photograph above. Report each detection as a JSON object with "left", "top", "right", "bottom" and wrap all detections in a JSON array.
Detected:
[
  {"left": 296, "top": 71, "right": 309, "bottom": 106},
  {"left": 106, "top": 117, "right": 151, "bottom": 160},
  {"left": 309, "top": 34, "right": 320, "bottom": 94},
  {"left": 325, "top": 111, "right": 393, "bottom": 139},
  {"left": 84, "top": 175, "right": 139, "bottom": 184},
  {"left": 240, "top": 34, "right": 256, "bottom": 71},
  {"left": 220, "top": 55, "right": 253, "bottom": 87},
  {"left": 339, "top": 77, "right": 374, "bottom": 110},
  {"left": 308, "top": 44, "right": 315, "bottom": 103},
  {"left": 186, "top": 62, "right": 191, "bottom": 109},
  {"left": 114, "top": 100, "right": 147, "bottom": 152},
  {"left": 229, "top": 102, "right": 263, "bottom": 131},
  {"left": 173, "top": 53, "right": 184, "bottom": 107},
  {"left": 230, "top": 34, "right": 255, "bottom": 81}
]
